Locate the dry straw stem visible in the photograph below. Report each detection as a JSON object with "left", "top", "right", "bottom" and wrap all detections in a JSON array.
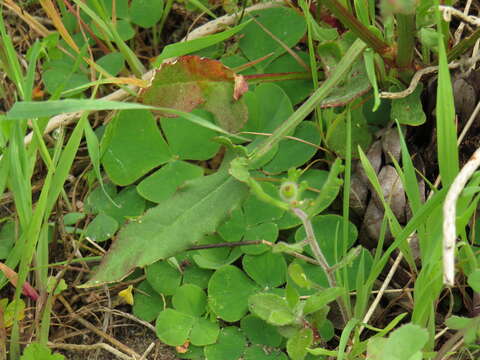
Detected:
[
  {"left": 380, "top": 53, "right": 480, "bottom": 99},
  {"left": 453, "top": 0, "right": 474, "bottom": 44},
  {"left": 439, "top": 5, "right": 480, "bottom": 27},
  {"left": 48, "top": 342, "right": 133, "bottom": 360},
  {"left": 57, "top": 295, "right": 142, "bottom": 359},
  {"left": 443, "top": 146, "right": 480, "bottom": 286},
  {"left": 21, "top": 0, "right": 287, "bottom": 146}
]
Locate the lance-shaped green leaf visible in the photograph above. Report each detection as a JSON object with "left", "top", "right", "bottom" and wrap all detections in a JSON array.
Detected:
[
  {"left": 306, "top": 158, "right": 344, "bottom": 217},
  {"left": 319, "top": 58, "right": 370, "bottom": 108},
  {"left": 81, "top": 169, "right": 248, "bottom": 287},
  {"left": 248, "top": 293, "right": 295, "bottom": 326},
  {"left": 139, "top": 55, "right": 249, "bottom": 132}
]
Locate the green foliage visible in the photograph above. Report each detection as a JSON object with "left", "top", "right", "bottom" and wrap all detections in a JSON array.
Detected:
[
  {"left": 20, "top": 343, "right": 64, "bottom": 360},
  {"left": 390, "top": 85, "right": 426, "bottom": 126},
  {"left": 133, "top": 280, "right": 165, "bottom": 322},
  {"left": 82, "top": 169, "right": 247, "bottom": 286},
  {"left": 0, "top": 298, "right": 25, "bottom": 328},
  {"left": 240, "top": 314, "right": 283, "bottom": 346},
  {"left": 445, "top": 316, "right": 480, "bottom": 344},
  {"left": 4, "top": 1, "right": 480, "bottom": 359},
  {"left": 208, "top": 265, "right": 258, "bottom": 322},
  {"left": 287, "top": 328, "right": 313, "bottom": 360},
  {"left": 238, "top": 7, "right": 307, "bottom": 68},
  {"left": 101, "top": 109, "right": 170, "bottom": 186},
  {"left": 248, "top": 293, "right": 295, "bottom": 326},
  {"left": 0, "top": 221, "right": 15, "bottom": 259},
  {"left": 140, "top": 56, "right": 248, "bottom": 132},
  {"left": 366, "top": 324, "right": 429, "bottom": 360},
  {"left": 137, "top": 160, "right": 204, "bottom": 203},
  {"left": 203, "top": 327, "right": 246, "bottom": 360},
  {"left": 130, "top": 0, "right": 164, "bottom": 28}
]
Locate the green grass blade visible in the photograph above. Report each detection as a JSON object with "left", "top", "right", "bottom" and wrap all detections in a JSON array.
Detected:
[
  {"left": 24, "top": 41, "right": 42, "bottom": 102},
  {"left": 358, "top": 147, "right": 415, "bottom": 267},
  {"left": 45, "top": 116, "right": 87, "bottom": 215},
  {"left": 0, "top": 7, "right": 25, "bottom": 98},
  {"left": 435, "top": 5, "right": 459, "bottom": 187},
  {"left": 154, "top": 20, "right": 252, "bottom": 65},
  {"left": 7, "top": 100, "right": 248, "bottom": 141},
  {"left": 338, "top": 318, "right": 358, "bottom": 360},
  {"left": 7, "top": 123, "right": 32, "bottom": 230},
  {"left": 187, "top": 0, "right": 217, "bottom": 18},
  {"left": 251, "top": 38, "right": 367, "bottom": 165}
]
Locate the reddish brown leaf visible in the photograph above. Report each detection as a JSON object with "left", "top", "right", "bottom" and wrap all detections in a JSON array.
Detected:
[{"left": 139, "top": 56, "right": 248, "bottom": 132}]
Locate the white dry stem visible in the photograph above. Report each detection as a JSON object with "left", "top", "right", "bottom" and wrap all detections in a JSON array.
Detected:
[
  {"left": 453, "top": 0, "right": 474, "bottom": 45},
  {"left": 20, "top": 0, "right": 287, "bottom": 147},
  {"left": 439, "top": 5, "right": 480, "bottom": 27},
  {"left": 359, "top": 247, "right": 405, "bottom": 334},
  {"left": 443, "top": 147, "right": 480, "bottom": 286},
  {"left": 380, "top": 53, "right": 480, "bottom": 99},
  {"left": 139, "top": 342, "right": 155, "bottom": 360},
  {"left": 48, "top": 342, "right": 133, "bottom": 360}
]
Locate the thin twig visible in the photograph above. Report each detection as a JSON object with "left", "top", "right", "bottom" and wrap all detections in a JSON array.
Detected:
[
  {"left": 291, "top": 207, "right": 348, "bottom": 324},
  {"left": 453, "top": 0, "right": 474, "bottom": 45},
  {"left": 439, "top": 5, "right": 480, "bottom": 27},
  {"left": 187, "top": 239, "right": 321, "bottom": 265},
  {"left": 433, "top": 328, "right": 466, "bottom": 360},
  {"left": 58, "top": 296, "right": 141, "bottom": 359},
  {"left": 187, "top": 240, "right": 266, "bottom": 250},
  {"left": 380, "top": 54, "right": 480, "bottom": 99},
  {"left": 99, "top": 307, "right": 156, "bottom": 333},
  {"left": 359, "top": 251, "right": 405, "bottom": 333},
  {"left": 139, "top": 342, "right": 156, "bottom": 360},
  {"left": 48, "top": 342, "right": 132, "bottom": 360},
  {"left": 458, "top": 98, "right": 480, "bottom": 145}
]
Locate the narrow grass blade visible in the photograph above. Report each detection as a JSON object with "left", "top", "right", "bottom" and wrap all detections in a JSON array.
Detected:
[
  {"left": 155, "top": 20, "right": 252, "bottom": 65},
  {"left": 251, "top": 39, "right": 367, "bottom": 165},
  {"left": 435, "top": 6, "right": 459, "bottom": 187},
  {"left": 358, "top": 147, "right": 415, "bottom": 267},
  {"left": 7, "top": 99, "right": 248, "bottom": 141}
]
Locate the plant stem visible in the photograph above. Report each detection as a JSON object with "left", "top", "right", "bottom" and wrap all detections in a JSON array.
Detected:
[
  {"left": 243, "top": 71, "right": 316, "bottom": 84},
  {"left": 187, "top": 240, "right": 321, "bottom": 265},
  {"left": 396, "top": 14, "right": 415, "bottom": 70},
  {"left": 157, "top": 0, "right": 174, "bottom": 39},
  {"left": 291, "top": 207, "right": 348, "bottom": 324},
  {"left": 291, "top": 209, "right": 333, "bottom": 285},
  {"left": 321, "top": 0, "right": 392, "bottom": 60},
  {"left": 250, "top": 39, "right": 367, "bottom": 166}
]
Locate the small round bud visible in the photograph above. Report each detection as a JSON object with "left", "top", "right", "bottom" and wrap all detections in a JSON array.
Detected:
[{"left": 280, "top": 181, "right": 298, "bottom": 203}]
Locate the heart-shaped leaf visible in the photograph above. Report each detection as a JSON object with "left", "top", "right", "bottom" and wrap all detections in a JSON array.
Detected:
[
  {"left": 242, "top": 251, "right": 286, "bottom": 288},
  {"left": 208, "top": 265, "right": 258, "bottom": 322},
  {"left": 240, "top": 314, "right": 282, "bottom": 347},
  {"left": 238, "top": 7, "right": 307, "bottom": 68},
  {"left": 203, "top": 327, "right": 246, "bottom": 360},
  {"left": 133, "top": 280, "right": 165, "bottom": 322},
  {"left": 101, "top": 109, "right": 171, "bottom": 186}
]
